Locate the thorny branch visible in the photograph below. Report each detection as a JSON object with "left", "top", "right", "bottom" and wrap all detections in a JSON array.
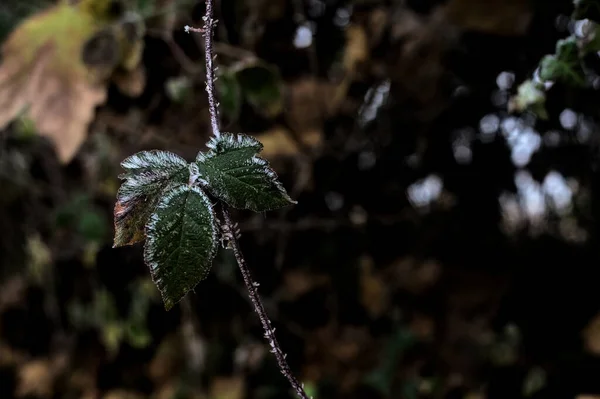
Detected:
[
  {"left": 185, "top": 2, "right": 310, "bottom": 398},
  {"left": 222, "top": 209, "right": 310, "bottom": 399}
]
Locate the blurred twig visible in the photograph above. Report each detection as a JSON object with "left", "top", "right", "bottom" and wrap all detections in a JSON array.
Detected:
[{"left": 240, "top": 209, "right": 417, "bottom": 233}]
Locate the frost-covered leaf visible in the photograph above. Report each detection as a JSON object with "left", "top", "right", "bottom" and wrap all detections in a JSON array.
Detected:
[
  {"left": 195, "top": 133, "right": 296, "bottom": 212},
  {"left": 113, "top": 150, "right": 188, "bottom": 247},
  {"left": 119, "top": 150, "right": 188, "bottom": 177},
  {"left": 144, "top": 183, "right": 218, "bottom": 310}
]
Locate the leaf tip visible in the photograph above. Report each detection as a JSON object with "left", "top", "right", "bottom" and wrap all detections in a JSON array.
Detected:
[
  {"left": 279, "top": 189, "right": 297, "bottom": 207},
  {"left": 163, "top": 298, "right": 175, "bottom": 311},
  {"left": 282, "top": 193, "right": 297, "bottom": 206},
  {"left": 112, "top": 235, "right": 125, "bottom": 248}
]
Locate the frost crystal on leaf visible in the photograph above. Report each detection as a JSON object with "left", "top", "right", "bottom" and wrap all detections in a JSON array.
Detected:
[
  {"left": 114, "top": 150, "right": 189, "bottom": 247},
  {"left": 144, "top": 183, "right": 218, "bottom": 310},
  {"left": 195, "top": 133, "right": 296, "bottom": 212},
  {"left": 120, "top": 150, "right": 188, "bottom": 178}
]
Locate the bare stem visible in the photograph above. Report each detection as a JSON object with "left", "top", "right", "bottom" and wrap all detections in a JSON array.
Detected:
[
  {"left": 185, "top": 1, "right": 220, "bottom": 137},
  {"left": 187, "top": 2, "right": 310, "bottom": 397},
  {"left": 222, "top": 208, "right": 310, "bottom": 399}
]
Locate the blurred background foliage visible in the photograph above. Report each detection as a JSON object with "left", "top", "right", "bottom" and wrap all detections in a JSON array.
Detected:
[{"left": 4, "top": 0, "right": 600, "bottom": 398}]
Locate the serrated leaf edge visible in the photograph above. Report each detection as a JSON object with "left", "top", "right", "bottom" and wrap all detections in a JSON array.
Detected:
[
  {"left": 196, "top": 132, "right": 262, "bottom": 162},
  {"left": 113, "top": 150, "right": 190, "bottom": 247},
  {"left": 119, "top": 150, "right": 188, "bottom": 179},
  {"left": 195, "top": 133, "right": 296, "bottom": 210}
]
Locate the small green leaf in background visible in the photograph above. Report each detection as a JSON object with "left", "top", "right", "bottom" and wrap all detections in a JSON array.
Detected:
[
  {"left": 126, "top": 322, "right": 152, "bottom": 348},
  {"left": 235, "top": 62, "right": 283, "bottom": 119},
  {"left": 14, "top": 113, "right": 37, "bottom": 141},
  {"left": 365, "top": 329, "right": 416, "bottom": 396},
  {"left": 216, "top": 71, "right": 242, "bottom": 123},
  {"left": 302, "top": 381, "right": 318, "bottom": 399},
  {"left": 55, "top": 194, "right": 90, "bottom": 227},
  {"left": 70, "top": 279, "right": 157, "bottom": 355},
  {"left": 78, "top": 208, "right": 108, "bottom": 242},
  {"left": 26, "top": 234, "right": 51, "bottom": 284},
  {"left": 135, "top": 0, "right": 155, "bottom": 16},
  {"left": 196, "top": 133, "right": 296, "bottom": 212},
  {"left": 576, "top": 19, "right": 600, "bottom": 54},
  {"left": 165, "top": 75, "right": 193, "bottom": 104},
  {"left": 114, "top": 150, "right": 188, "bottom": 247},
  {"left": 539, "top": 37, "right": 586, "bottom": 86},
  {"left": 69, "top": 288, "right": 123, "bottom": 356},
  {"left": 144, "top": 183, "right": 218, "bottom": 310},
  {"left": 54, "top": 193, "right": 110, "bottom": 244},
  {"left": 103, "top": 322, "right": 125, "bottom": 356}
]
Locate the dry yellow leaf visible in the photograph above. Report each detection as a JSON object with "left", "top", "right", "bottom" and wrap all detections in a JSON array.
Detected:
[
  {"left": 16, "top": 357, "right": 67, "bottom": 398},
  {"left": 0, "top": 1, "right": 144, "bottom": 164},
  {"left": 254, "top": 126, "right": 322, "bottom": 160},
  {"left": 255, "top": 127, "right": 299, "bottom": 159},
  {"left": 0, "top": 42, "right": 106, "bottom": 163}
]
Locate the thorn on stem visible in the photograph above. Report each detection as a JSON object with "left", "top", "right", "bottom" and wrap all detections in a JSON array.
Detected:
[{"left": 184, "top": 25, "right": 204, "bottom": 34}]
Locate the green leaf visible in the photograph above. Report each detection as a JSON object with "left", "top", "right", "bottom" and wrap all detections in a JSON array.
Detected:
[
  {"left": 114, "top": 150, "right": 188, "bottom": 247},
  {"left": 235, "top": 62, "right": 283, "bottom": 118},
  {"left": 508, "top": 79, "right": 548, "bottom": 119},
  {"left": 144, "top": 183, "right": 218, "bottom": 310},
  {"left": 216, "top": 71, "right": 242, "bottom": 123},
  {"left": 136, "top": 0, "right": 155, "bottom": 15},
  {"left": 577, "top": 20, "right": 600, "bottom": 54},
  {"left": 125, "top": 322, "right": 152, "bottom": 348},
  {"left": 78, "top": 208, "right": 109, "bottom": 242},
  {"left": 539, "top": 37, "right": 586, "bottom": 87},
  {"left": 365, "top": 329, "right": 415, "bottom": 396},
  {"left": 195, "top": 133, "right": 296, "bottom": 212}
]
